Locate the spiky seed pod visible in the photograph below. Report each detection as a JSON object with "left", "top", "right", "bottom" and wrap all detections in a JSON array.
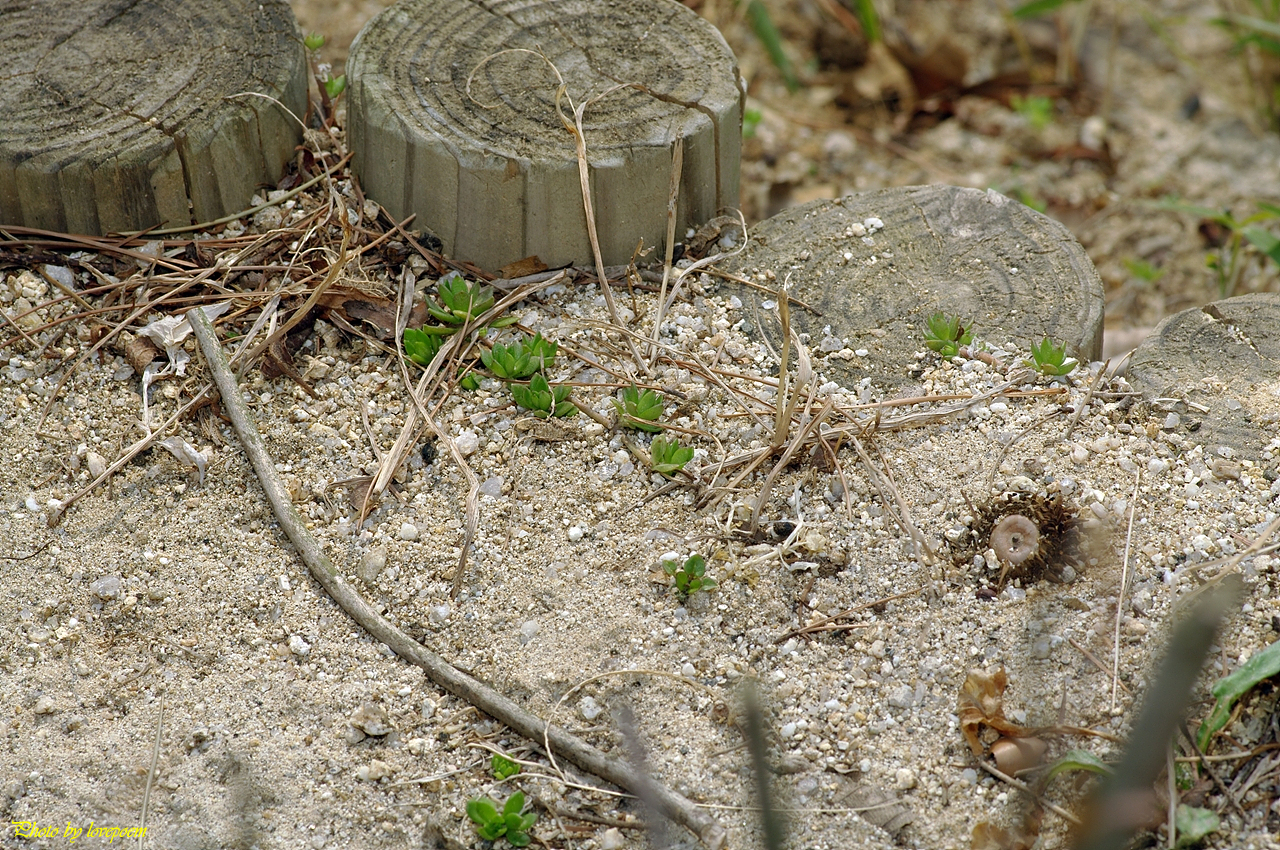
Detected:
[{"left": 949, "top": 490, "right": 1082, "bottom": 586}]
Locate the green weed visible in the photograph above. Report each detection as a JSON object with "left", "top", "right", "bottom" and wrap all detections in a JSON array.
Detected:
[
  {"left": 649, "top": 434, "right": 694, "bottom": 476},
  {"left": 1010, "top": 93, "right": 1054, "bottom": 130},
  {"left": 1023, "top": 336, "right": 1078, "bottom": 376},
  {"left": 466, "top": 791, "right": 536, "bottom": 847},
  {"left": 613, "top": 385, "right": 664, "bottom": 432},
  {"left": 481, "top": 333, "right": 558, "bottom": 380},
  {"left": 511, "top": 374, "right": 576, "bottom": 419},
  {"left": 923, "top": 312, "right": 973, "bottom": 359},
  {"left": 662, "top": 553, "right": 717, "bottom": 598},
  {"left": 490, "top": 752, "right": 521, "bottom": 781}
]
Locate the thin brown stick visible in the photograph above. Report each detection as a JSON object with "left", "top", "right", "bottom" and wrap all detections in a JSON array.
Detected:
[
  {"left": 1111, "top": 469, "right": 1141, "bottom": 713},
  {"left": 975, "top": 760, "right": 1082, "bottom": 826},
  {"left": 187, "top": 305, "right": 727, "bottom": 850}
]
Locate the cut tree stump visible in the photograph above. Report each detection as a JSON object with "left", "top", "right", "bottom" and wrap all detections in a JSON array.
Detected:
[
  {"left": 347, "top": 0, "right": 742, "bottom": 272},
  {"left": 0, "top": 0, "right": 307, "bottom": 235},
  {"left": 718, "top": 186, "right": 1105, "bottom": 393},
  {"left": 1126, "top": 292, "right": 1280, "bottom": 460}
]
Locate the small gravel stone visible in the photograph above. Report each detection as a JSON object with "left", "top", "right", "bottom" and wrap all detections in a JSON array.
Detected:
[
  {"left": 350, "top": 703, "right": 394, "bottom": 737},
  {"left": 455, "top": 430, "right": 479, "bottom": 456},
  {"left": 567, "top": 525, "right": 584, "bottom": 542},
  {"left": 33, "top": 697, "right": 56, "bottom": 715},
  {"left": 600, "top": 828, "right": 625, "bottom": 850},
  {"left": 579, "top": 696, "right": 603, "bottom": 721},
  {"left": 89, "top": 576, "right": 122, "bottom": 600},
  {"left": 895, "top": 768, "right": 918, "bottom": 790},
  {"left": 518, "top": 620, "right": 540, "bottom": 644},
  {"left": 479, "top": 475, "right": 504, "bottom": 497},
  {"left": 397, "top": 522, "right": 420, "bottom": 542},
  {"left": 357, "top": 759, "right": 396, "bottom": 782},
  {"left": 288, "top": 635, "right": 311, "bottom": 657},
  {"left": 358, "top": 545, "right": 387, "bottom": 583}
]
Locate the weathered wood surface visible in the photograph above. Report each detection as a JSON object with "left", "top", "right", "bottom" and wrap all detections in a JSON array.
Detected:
[
  {"left": 718, "top": 186, "right": 1106, "bottom": 393},
  {"left": 347, "top": 0, "right": 742, "bottom": 272},
  {"left": 1126, "top": 292, "right": 1280, "bottom": 460},
  {"left": 0, "top": 0, "right": 307, "bottom": 234}
]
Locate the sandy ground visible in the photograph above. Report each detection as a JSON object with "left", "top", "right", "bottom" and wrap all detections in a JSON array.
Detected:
[{"left": 3, "top": 1, "right": 1280, "bottom": 849}]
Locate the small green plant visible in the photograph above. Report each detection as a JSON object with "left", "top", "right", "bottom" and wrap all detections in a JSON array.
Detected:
[
  {"left": 403, "top": 327, "right": 445, "bottom": 367},
  {"left": 1121, "top": 257, "right": 1166, "bottom": 283},
  {"left": 481, "top": 333, "right": 558, "bottom": 380},
  {"left": 613, "top": 385, "right": 664, "bottom": 432},
  {"left": 662, "top": 553, "right": 717, "bottom": 598},
  {"left": 304, "top": 33, "right": 326, "bottom": 51},
  {"left": 428, "top": 272, "right": 515, "bottom": 328},
  {"left": 1010, "top": 93, "right": 1054, "bottom": 131},
  {"left": 466, "top": 791, "right": 536, "bottom": 847},
  {"left": 1158, "top": 198, "right": 1280, "bottom": 298},
  {"left": 1023, "top": 336, "right": 1078, "bottom": 376},
  {"left": 324, "top": 74, "right": 347, "bottom": 100},
  {"left": 743, "top": 108, "right": 763, "bottom": 139},
  {"left": 649, "top": 434, "right": 694, "bottom": 476},
  {"left": 511, "top": 374, "right": 576, "bottom": 418},
  {"left": 490, "top": 752, "right": 521, "bottom": 780},
  {"left": 923, "top": 312, "right": 973, "bottom": 358}
]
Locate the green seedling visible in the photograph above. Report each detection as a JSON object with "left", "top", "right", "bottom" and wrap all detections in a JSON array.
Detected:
[
  {"left": 490, "top": 752, "right": 521, "bottom": 781},
  {"left": 1010, "top": 93, "right": 1054, "bottom": 131},
  {"left": 662, "top": 553, "right": 717, "bottom": 598},
  {"left": 304, "top": 33, "right": 325, "bottom": 51},
  {"left": 743, "top": 107, "right": 763, "bottom": 139},
  {"left": 403, "top": 327, "right": 445, "bottom": 367},
  {"left": 324, "top": 74, "right": 347, "bottom": 99},
  {"left": 511, "top": 373, "right": 576, "bottom": 418},
  {"left": 428, "top": 272, "right": 515, "bottom": 328},
  {"left": 466, "top": 791, "right": 536, "bottom": 847},
  {"left": 1196, "top": 637, "right": 1280, "bottom": 751},
  {"left": 613, "top": 385, "right": 664, "bottom": 432},
  {"left": 1121, "top": 257, "right": 1166, "bottom": 283},
  {"left": 1175, "top": 805, "right": 1219, "bottom": 848},
  {"left": 649, "top": 434, "right": 694, "bottom": 476},
  {"left": 459, "top": 371, "right": 481, "bottom": 391},
  {"left": 923, "top": 312, "right": 973, "bottom": 358},
  {"left": 481, "top": 333, "right": 558, "bottom": 380},
  {"left": 1023, "top": 336, "right": 1078, "bottom": 376},
  {"left": 1158, "top": 197, "right": 1280, "bottom": 298}
]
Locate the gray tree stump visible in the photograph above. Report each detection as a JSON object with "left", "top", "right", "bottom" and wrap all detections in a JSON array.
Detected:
[
  {"left": 0, "top": 0, "right": 307, "bottom": 234},
  {"left": 1126, "top": 292, "right": 1280, "bottom": 461},
  {"left": 718, "top": 186, "right": 1105, "bottom": 393},
  {"left": 347, "top": 0, "right": 742, "bottom": 272}
]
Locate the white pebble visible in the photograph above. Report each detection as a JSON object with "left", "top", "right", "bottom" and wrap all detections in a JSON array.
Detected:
[
  {"left": 579, "top": 696, "right": 603, "bottom": 721},
  {"left": 894, "top": 768, "right": 917, "bottom": 790},
  {"left": 519, "top": 620, "right": 540, "bottom": 644},
  {"left": 455, "top": 429, "right": 479, "bottom": 456},
  {"left": 288, "top": 635, "right": 311, "bottom": 657},
  {"left": 398, "top": 522, "right": 420, "bottom": 542},
  {"left": 34, "top": 696, "right": 56, "bottom": 715},
  {"left": 567, "top": 525, "right": 584, "bottom": 542},
  {"left": 681, "top": 663, "right": 697, "bottom": 678}
]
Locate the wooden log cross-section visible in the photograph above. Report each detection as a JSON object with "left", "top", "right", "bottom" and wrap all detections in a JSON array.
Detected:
[
  {"left": 0, "top": 0, "right": 307, "bottom": 235},
  {"left": 347, "top": 0, "right": 743, "bottom": 272}
]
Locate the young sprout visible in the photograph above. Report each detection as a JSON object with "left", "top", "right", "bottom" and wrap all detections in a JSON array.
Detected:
[
  {"left": 480, "top": 333, "right": 558, "bottom": 380},
  {"left": 613, "top": 385, "right": 664, "bottom": 432},
  {"left": 924, "top": 312, "right": 973, "bottom": 358},
  {"left": 428, "top": 272, "right": 514, "bottom": 328},
  {"left": 402, "top": 327, "right": 444, "bottom": 367},
  {"left": 466, "top": 791, "right": 537, "bottom": 846},
  {"left": 510, "top": 374, "right": 576, "bottom": 419},
  {"left": 662, "top": 553, "right": 717, "bottom": 598},
  {"left": 649, "top": 434, "right": 694, "bottom": 476},
  {"left": 1023, "top": 336, "right": 1078, "bottom": 376}
]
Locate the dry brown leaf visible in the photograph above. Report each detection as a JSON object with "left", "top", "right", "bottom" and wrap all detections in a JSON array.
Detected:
[
  {"left": 497, "top": 255, "right": 548, "bottom": 278},
  {"left": 957, "top": 667, "right": 1035, "bottom": 757}
]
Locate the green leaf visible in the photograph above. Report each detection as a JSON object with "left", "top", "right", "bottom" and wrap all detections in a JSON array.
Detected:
[
  {"left": 651, "top": 434, "right": 694, "bottom": 475},
  {"left": 459, "top": 371, "right": 481, "bottom": 391},
  {"left": 1242, "top": 226, "right": 1280, "bottom": 265},
  {"left": 745, "top": 0, "right": 799, "bottom": 93},
  {"left": 1041, "top": 748, "right": 1113, "bottom": 785},
  {"left": 477, "top": 820, "right": 506, "bottom": 841},
  {"left": 502, "top": 791, "right": 525, "bottom": 817},
  {"left": 614, "top": 385, "right": 665, "bottom": 432},
  {"left": 403, "top": 327, "right": 442, "bottom": 367},
  {"left": 304, "top": 33, "right": 325, "bottom": 51},
  {"left": 324, "top": 74, "right": 346, "bottom": 99},
  {"left": 1174, "top": 804, "right": 1219, "bottom": 848},
  {"left": 1197, "top": 638, "right": 1280, "bottom": 751},
  {"left": 1013, "top": 0, "right": 1080, "bottom": 18},
  {"left": 466, "top": 798, "right": 499, "bottom": 826},
  {"left": 491, "top": 753, "right": 521, "bottom": 780},
  {"left": 507, "top": 830, "right": 532, "bottom": 847}
]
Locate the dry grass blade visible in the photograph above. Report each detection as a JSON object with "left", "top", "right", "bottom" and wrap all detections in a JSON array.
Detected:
[
  {"left": 651, "top": 134, "right": 684, "bottom": 368},
  {"left": 1110, "top": 469, "right": 1140, "bottom": 713},
  {"left": 850, "top": 433, "right": 937, "bottom": 566}
]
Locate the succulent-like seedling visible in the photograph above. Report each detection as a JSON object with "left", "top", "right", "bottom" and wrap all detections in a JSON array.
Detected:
[
  {"left": 614, "top": 385, "right": 664, "bottom": 432},
  {"left": 924, "top": 312, "right": 973, "bottom": 359},
  {"left": 1023, "top": 336, "right": 1078, "bottom": 376}
]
